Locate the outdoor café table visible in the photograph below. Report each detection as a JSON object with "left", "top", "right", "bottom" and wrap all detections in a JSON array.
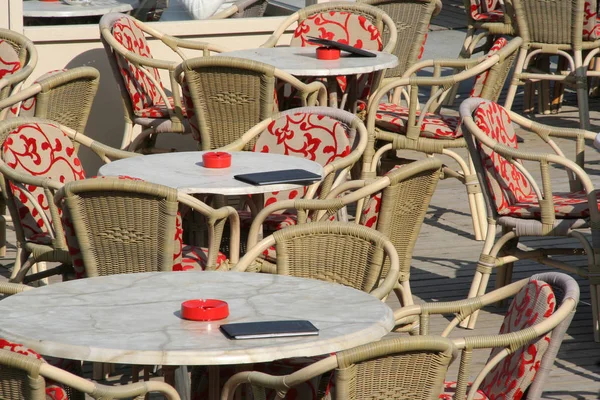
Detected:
[
  {"left": 218, "top": 47, "right": 399, "bottom": 110},
  {"left": 23, "top": 0, "right": 139, "bottom": 18},
  {"left": 0, "top": 271, "right": 395, "bottom": 400}
]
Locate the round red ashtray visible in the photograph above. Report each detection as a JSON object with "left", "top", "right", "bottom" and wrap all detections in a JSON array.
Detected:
[
  {"left": 316, "top": 47, "right": 340, "bottom": 60},
  {"left": 181, "top": 299, "right": 229, "bottom": 321},
  {"left": 202, "top": 152, "right": 231, "bottom": 168}
]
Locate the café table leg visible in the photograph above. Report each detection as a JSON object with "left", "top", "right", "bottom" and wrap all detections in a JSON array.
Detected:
[
  {"left": 326, "top": 78, "right": 339, "bottom": 108},
  {"left": 208, "top": 365, "right": 220, "bottom": 400}
]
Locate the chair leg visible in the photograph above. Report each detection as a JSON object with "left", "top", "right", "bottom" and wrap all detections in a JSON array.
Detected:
[
  {"left": 9, "top": 247, "right": 29, "bottom": 281},
  {"left": 575, "top": 54, "right": 591, "bottom": 130},
  {"left": 504, "top": 47, "right": 529, "bottom": 111},
  {"left": 590, "top": 282, "right": 599, "bottom": 342}
]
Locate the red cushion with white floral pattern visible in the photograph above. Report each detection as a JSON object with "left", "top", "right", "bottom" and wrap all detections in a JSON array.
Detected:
[
  {"left": 473, "top": 102, "right": 533, "bottom": 214},
  {"left": 375, "top": 103, "right": 462, "bottom": 139},
  {"left": 2, "top": 122, "right": 85, "bottom": 242},
  {"left": 439, "top": 381, "right": 488, "bottom": 400},
  {"left": 501, "top": 191, "right": 600, "bottom": 219},
  {"left": 480, "top": 280, "right": 555, "bottom": 398},
  {"left": 111, "top": 16, "right": 165, "bottom": 115},
  {"left": 253, "top": 112, "right": 351, "bottom": 214},
  {"left": 468, "top": 0, "right": 503, "bottom": 21},
  {"left": 0, "top": 338, "right": 77, "bottom": 400},
  {"left": 0, "top": 40, "right": 20, "bottom": 80},
  {"left": 470, "top": 37, "right": 509, "bottom": 98}
]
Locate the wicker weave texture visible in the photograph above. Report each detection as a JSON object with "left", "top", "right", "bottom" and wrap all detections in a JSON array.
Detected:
[
  {"left": 517, "top": 0, "right": 573, "bottom": 44},
  {"left": 0, "top": 352, "right": 45, "bottom": 400},
  {"left": 62, "top": 185, "right": 178, "bottom": 277},
  {"left": 274, "top": 227, "right": 385, "bottom": 293}
]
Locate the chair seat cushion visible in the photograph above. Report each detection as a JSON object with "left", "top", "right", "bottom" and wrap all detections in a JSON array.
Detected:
[
  {"left": 174, "top": 244, "right": 228, "bottom": 271},
  {"left": 238, "top": 210, "right": 298, "bottom": 231},
  {"left": 375, "top": 103, "right": 462, "bottom": 139},
  {"left": 135, "top": 97, "right": 187, "bottom": 118},
  {"left": 27, "top": 232, "right": 54, "bottom": 246},
  {"left": 500, "top": 191, "right": 599, "bottom": 218},
  {"left": 439, "top": 381, "right": 488, "bottom": 399},
  {"left": 0, "top": 338, "right": 78, "bottom": 400},
  {"left": 472, "top": 10, "right": 504, "bottom": 22}
]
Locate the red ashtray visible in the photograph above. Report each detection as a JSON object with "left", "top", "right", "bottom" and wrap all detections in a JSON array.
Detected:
[
  {"left": 181, "top": 299, "right": 229, "bottom": 321},
  {"left": 316, "top": 47, "right": 340, "bottom": 60},
  {"left": 202, "top": 152, "right": 231, "bottom": 168}
]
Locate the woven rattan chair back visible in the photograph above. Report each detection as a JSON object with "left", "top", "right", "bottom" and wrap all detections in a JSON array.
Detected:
[
  {"left": 358, "top": 0, "right": 441, "bottom": 80},
  {"left": 0, "top": 348, "right": 46, "bottom": 400},
  {"left": 474, "top": 38, "right": 520, "bottom": 102},
  {"left": 333, "top": 336, "right": 456, "bottom": 399},
  {"left": 513, "top": 0, "right": 581, "bottom": 46},
  {"left": 271, "top": 222, "right": 392, "bottom": 294},
  {"left": 57, "top": 178, "right": 179, "bottom": 277},
  {"left": 0, "top": 29, "right": 37, "bottom": 106},
  {"left": 177, "top": 57, "right": 278, "bottom": 150},
  {"left": 3, "top": 67, "right": 100, "bottom": 134},
  {"left": 362, "top": 160, "right": 441, "bottom": 279}
]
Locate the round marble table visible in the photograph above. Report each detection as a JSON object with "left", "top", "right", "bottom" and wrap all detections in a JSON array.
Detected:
[
  {"left": 0, "top": 271, "right": 394, "bottom": 365},
  {"left": 23, "top": 0, "right": 138, "bottom": 18},
  {"left": 219, "top": 47, "right": 398, "bottom": 77},
  {"left": 99, "top": 151, "right": 323, "bottom": 195}
]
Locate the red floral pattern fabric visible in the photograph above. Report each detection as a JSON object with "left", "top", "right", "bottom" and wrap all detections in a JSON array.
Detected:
[
  {"left": 2, "top": 122, "right": 85, "bottom": 242},
  {"left": 473, "top": 102, "right": 533, "bottom": 214},
  {"left": 501, "top": 191, "right": 600, "bottom": 218},
  {"left": 375, "top": 103, "right": 462, "bottom": 139},
  {"left": 0, "top": 338, "right": 74, "bottom": 400},
  {"left": 480, "top": 280, "right": 555, "bottom": 399},
  {"left": 111, "top": 16, "right": 165, "bottom": 115},
  {"left": 468, "top": 0, "right": 503, "bottom": 21},
  {"left": 470, "top": 37, "right": 508, "bottom": 97},
  {"left": 238, "top": 209, "right": 298, "bottom": 232},
  {"left": 583, "top": 1, "right": 600, "bottom": 40},
  {"left": 253, "top": 112, "right": 351, "bottom": 217},
  {"left": 0, "top": 40, "right": 20, "bottom": 80}
]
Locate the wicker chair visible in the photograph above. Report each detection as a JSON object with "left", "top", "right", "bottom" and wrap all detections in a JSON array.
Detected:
[
  {"left": 459, "top": 97, "right": 599, "bottom": 341},
  {"left": 175, "top": 57, "right": 327, "bottom": 150},
  {"left": 210, "top": 0, "right": 269, "bottom": 19},
  {"left": 221, "top": 335, "right": 457, "bottom": 400},
  {"left": 53, "top": 177, "right": 240, "bottom": 278},
  {"left": 364, "top": 36, "right": 521, "bottom": 241},
  {"left": 260, "top": 1, "right": 397, "bottom": 109},
  {"left": 244, "top": 158, "right": 442, "bottom": 326},
  {"left": 503, "top": 0, "right": 600, "bottom": 130},
  {"left": 0, "top": 28, "right": 37, "bottom": 119},
  {"left": 99, "top": 12, "right": 227, "bottom": 153},
  {"left": 357, "top": 0, "right": 442, "bottom": 86},
  {"left": 0, "top": 67, "right": 99, "bottom": 134},
  {"left": 0, "top": 347, "right": 180, "bottom": 400},
  {"left": 395, "top": 272, "right": 579, "bottom": 400},
  {"left": 0, "top": 117, "right": 139, "bottom": 283},
  {"left": 217, "top": 106, "right": 367, "bottom": 233}
]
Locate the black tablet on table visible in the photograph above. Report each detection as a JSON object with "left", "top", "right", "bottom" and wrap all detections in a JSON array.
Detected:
[
  {"left": 220, "top": 320, "right": 319, "bottom": 340},
  {"left": 306, "top": 36, "right": 377, "bottom": 58},
  {"left": 234, "top": 169, "right": 321, "bottom": 186}
]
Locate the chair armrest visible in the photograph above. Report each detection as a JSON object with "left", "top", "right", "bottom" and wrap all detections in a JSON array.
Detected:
[{"left": 0, "top": 282, "right": 33, "bottom": 296}]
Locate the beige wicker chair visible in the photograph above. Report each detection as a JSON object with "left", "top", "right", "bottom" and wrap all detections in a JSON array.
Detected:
[
  {"left": 459, "top": 97, "right": 599, "bottom": 341},
  {"left": 364, "top": 36, "right": 521, "bottom": 241},
  {"left": 221, "top": 335, "right": 457, "bottom": 400},
  {"left": 53, "top": 177, "right": 240, "bottom": 278},
  {"left": 210, "top": 0, "right": 269, "bottom": 19},
  {"left": 235, "top": 221, "right": 400, "bottom": 301},
  {"left": 357, "top": 0, "right": 442, "bottom": 86},
  {"left": 0, "top": 117, "right": 140, "bottom": 284},
  {"left": 244, "top": 158, "right": 442, "bottom": 326},
  {"left": 0, "top": 348, "right": 180, "bottom": 400},
  {"left": 0, "top": 67, "right": 99, "bottom": 134},
  {"left": 99, "top": 12, "right": 227, "bottom": 153},
  {"left": 395, "top": 272, "right": 579, "bottom": 400},
  {"left": 503, "top": 0, "right": 600, "bottom": 130},
  {"left": 0, "top": 28, "right": 38, "bottom": 118},
  {"left": 175, "top": 57, "right": 327, "bottom": 150}
]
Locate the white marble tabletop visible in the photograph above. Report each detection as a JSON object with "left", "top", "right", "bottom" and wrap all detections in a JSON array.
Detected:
[
  {"left": 23, "top": 0, "right": 138, "bottom": 18},
  {"left": 218, "top": 47, "right": 399, "bottom": 77},
  {"left": 0, "top": 271, "right": 394, "bottom": 365},
  {"left": 99, "top": 151, "right": 323, "bottom": 195}
]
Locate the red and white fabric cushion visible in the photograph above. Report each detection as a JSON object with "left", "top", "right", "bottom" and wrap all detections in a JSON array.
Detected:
[
  {"left": 246, "top": 113, "right": 352, "bottom": 231},
  {"left": 0, "top": 338, "right": 80, "bottom": 400},
  {"left": 0, "top": 39, "right": 21, "bottom": 117},
  {"left": 359, "top": 165, "right": 403, "bottom": 229},
  {"left": 111, "top": 16, "right": 167, "bottom": 117},
  {"left": 583, "top": 1, "right": 600, "bottom": 40},
  {"left": 440, "top": 280, "right": 555, "bottom": 399},
  {"left": 14, "top": 70, "right": 67, "bottom": 119},
  {"left": 375, "top": 103, "right": 462, "bottom": 139},
  {"left": 468, "top": 0, "right": 503, "bottom": 21},
  {"left": 500, "top": 191, "right": 600, "bottom": 219},
  {"left": 473, "top": 101, "right": 534, "bottom": 215},
  {"left": 291, "top": 12, "right": 383, "bottom": 98},
  {"left": 480, "top": 280, "right": 556, "bottom": 398},
  {"left": 2, "top": 122, "right": 85, "bottom": 242},
  {"left": 470, "top": 37, "right": 509, "bottom": 97}
]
